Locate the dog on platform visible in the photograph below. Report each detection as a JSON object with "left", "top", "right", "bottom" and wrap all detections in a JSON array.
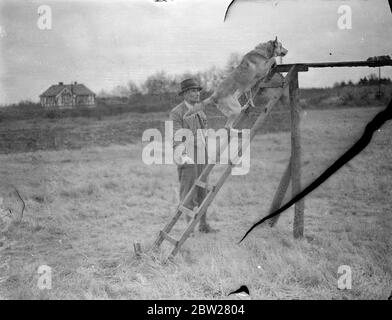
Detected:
[{"left": 185, "top": 37, "right": 288, "bottom": 129}]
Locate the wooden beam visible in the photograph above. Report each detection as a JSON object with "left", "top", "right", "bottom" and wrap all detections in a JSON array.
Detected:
[
  {"left": 289, "top": 69, "right": 305, "bottom": 239},
  {"left": 276, "top": 64, "right": 308, "bottom": 73},
  {"left": 160, "top": 230, "right": 179, "bottom": 246},
  {"left": 276, "top": 59, "right": 392, "bottom": 73}
]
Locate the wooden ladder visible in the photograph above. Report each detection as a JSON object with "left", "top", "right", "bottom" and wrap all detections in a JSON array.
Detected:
[{"left": 151, "top": 66, "right": 297, "bottom": 260}]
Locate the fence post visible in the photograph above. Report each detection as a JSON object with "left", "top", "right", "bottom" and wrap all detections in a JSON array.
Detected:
[{"left": 290, "top": 68, "right": 305, "bottom": 239}]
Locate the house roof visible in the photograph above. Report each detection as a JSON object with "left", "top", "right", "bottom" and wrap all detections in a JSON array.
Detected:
[{"left": 40, "top": 83, "right": 95, "bottom": 97}]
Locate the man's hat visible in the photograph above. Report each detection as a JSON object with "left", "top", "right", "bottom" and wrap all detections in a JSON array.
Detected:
[{"left": 179, "top": 78, "right": 202, "bottom": 96}]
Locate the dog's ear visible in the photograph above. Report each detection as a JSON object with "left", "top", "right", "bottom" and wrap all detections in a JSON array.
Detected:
[{"left": 272, "top": 37, "right": 278, "bottom": 52}]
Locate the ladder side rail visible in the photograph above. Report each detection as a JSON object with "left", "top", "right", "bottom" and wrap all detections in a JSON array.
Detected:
[{"left": 169, "top": 165, "right": 233, "bottom": 258}]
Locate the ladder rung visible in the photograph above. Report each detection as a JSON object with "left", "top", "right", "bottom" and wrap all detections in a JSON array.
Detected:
[
  {"left": 179, "top": 205, "right": 196, "bottom": 216},
  {"left": 195, "top": 180, "right": 215, "bottom": 192},
  {"left": 160, "top": 230, "right": 179, "bottom": 246}
]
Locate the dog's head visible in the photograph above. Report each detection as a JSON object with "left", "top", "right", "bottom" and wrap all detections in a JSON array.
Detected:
[
  {"left": 255, "top": 37, "right": 288, "bottom": 58},
  {"left": 271, "top": 36, "right": 288, "bottom": 57}
]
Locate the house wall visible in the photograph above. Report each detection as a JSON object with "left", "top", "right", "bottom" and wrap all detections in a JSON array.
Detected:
[
  {"left": 76, "top": 95, "right": 96, "bottom": 107},
  {"left": 40, "top": 96, "right": 57, "bottom": 108},
  {"left": 41, "top": 89, "right": 96, "bottom": 108},
  {"left": 58, "top": 91, "right": 73, "bottom": 108}
]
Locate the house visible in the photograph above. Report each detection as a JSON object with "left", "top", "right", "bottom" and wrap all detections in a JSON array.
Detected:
[{"left": 39, "top": 82, "right": 96, "bottom": 108}]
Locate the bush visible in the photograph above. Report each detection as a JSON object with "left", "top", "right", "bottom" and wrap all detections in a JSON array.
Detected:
[{"left": 45, "top": 110, "right": 58, "bottom": 119}]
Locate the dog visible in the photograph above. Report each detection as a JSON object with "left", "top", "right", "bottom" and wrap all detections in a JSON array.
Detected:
[{"left": 185, "top": 37, "right": 288, "bottom": 129}]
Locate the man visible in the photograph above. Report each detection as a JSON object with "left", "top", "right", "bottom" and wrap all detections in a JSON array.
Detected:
[{"left": 170, "top": 78, "right": 218, "bottom": 233}]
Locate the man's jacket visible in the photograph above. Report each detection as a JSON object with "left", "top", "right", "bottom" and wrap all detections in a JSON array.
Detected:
[{"left": 169, "top": 101, "right": 208, "bottom": 166}]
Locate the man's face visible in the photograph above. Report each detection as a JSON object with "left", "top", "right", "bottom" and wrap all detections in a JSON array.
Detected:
[{"left": 183, "top": 88, "right": 201, "bottom": 104}]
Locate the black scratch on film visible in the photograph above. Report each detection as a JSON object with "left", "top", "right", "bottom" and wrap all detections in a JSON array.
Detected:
[
  {"left": 239, "top": 100, "right": 392, "bottom": 243},
  {"left": 224, "top": 0, "right": 237, "bottom": 22}
]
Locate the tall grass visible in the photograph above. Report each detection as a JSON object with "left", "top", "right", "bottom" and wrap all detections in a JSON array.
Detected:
[{"left": 0, "top": 107, "right": 390, "bottom": 299}]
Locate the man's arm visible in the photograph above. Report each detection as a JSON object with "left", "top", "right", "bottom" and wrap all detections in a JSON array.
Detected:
[
  {"left": 170, "top": 110, "right": 183, "bottom": 151},
  {"left": 170, "top": 110, "right": 193, "bottom": 165},
  {"left": 183, "top": 102, "right": 206, "bottom": 118}
]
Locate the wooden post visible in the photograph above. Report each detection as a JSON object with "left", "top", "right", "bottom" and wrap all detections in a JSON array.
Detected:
[
  {"left": 133, "top": 241, "right": 142, "bottom": 258},
  {"left": 268, "top": 158, "right": 292, "bottom": 227},
  {"left": 289, "top": 69, "right": 305, "bottom": 239}
]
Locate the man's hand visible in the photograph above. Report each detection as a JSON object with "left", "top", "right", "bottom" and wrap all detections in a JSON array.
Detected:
[
  {"left": 174, "top": 150, "right": 194, "bottom": 165},
  {"left": 184, "top": 102, "right": 205, "bottom": 118},
  {"left": 181, "top": 155, "right": 194, "bottom": 164}
]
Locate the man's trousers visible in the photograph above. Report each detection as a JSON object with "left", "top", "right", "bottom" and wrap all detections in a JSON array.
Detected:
[{"left": 177, "top": 163, "right": 208, "bottom": 227}]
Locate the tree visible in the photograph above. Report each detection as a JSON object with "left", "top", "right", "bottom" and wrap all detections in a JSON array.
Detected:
[
  {"left": 142, "top": 71, "right": 174, "bottom": 94},
  {"left": 358, "top": 77, "right": 368, "bottom": 86},
  {"left": 97, "top": 89, "right": 110, "bottom": 98},
  {"left": 368, "top": 73, "right": 378, "bottom": 85},
  {"left": 380, "top": 77, "right": 391, "bottom": 85},
  {"left": 111, "top": 85, "right": 129, "bottom": 97},
  {"left": 127, "top": 80, "right": 140, "bottom": 96}
]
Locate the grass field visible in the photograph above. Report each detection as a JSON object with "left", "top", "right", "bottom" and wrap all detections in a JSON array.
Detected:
[
  {"left": 0, "top": 106, "right": 291, "bottom": 154},
  {"left": 0, "top": 106, "right": 391, "bottom": 299}
]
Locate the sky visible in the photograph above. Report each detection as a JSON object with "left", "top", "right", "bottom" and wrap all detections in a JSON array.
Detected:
[{"left": 0, "top": 0, "right": 391, "bottom": 104}]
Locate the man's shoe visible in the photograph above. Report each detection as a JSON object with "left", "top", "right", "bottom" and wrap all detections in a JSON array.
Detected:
[{"left": 199, "top": 224, "right": 219, "bottom": 233}]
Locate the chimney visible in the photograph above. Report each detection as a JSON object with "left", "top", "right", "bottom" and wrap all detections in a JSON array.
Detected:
[{"left": 59, "top": 82, "right": 63, "bottom": 85}]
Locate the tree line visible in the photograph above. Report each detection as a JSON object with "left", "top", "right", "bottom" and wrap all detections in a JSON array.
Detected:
[
  {"left": 97, "top": 53, "right": 242, "bottom": 98},
  {"left": 333, "top": 73, "right": 391, "bottom": 88}
]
